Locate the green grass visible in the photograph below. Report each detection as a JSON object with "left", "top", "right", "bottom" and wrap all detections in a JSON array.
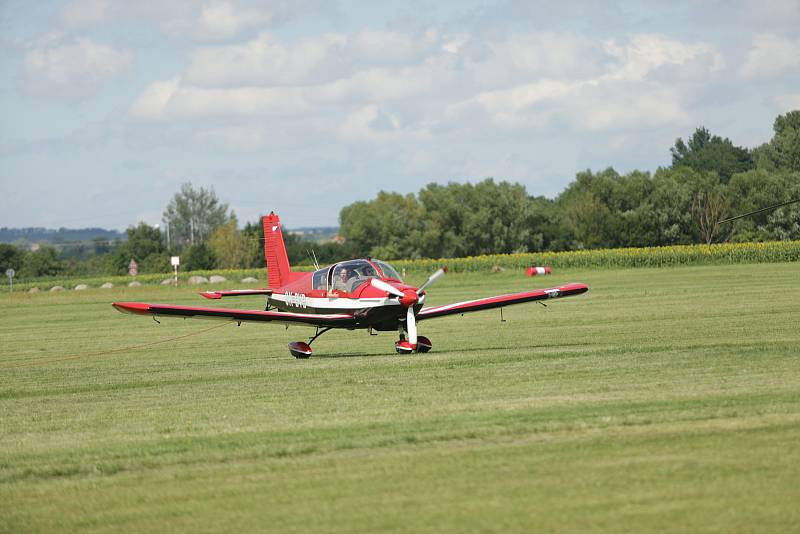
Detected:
[{"left": 1, "top": 263, "right": 799, "bottom": 532}]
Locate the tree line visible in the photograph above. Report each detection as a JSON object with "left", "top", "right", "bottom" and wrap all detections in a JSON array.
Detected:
[
  {"left": 1, "top": 110, "right": 798, "bottom": 280},
  {"left": 340, "top": 111, "right": 800, "bottom": 258}
]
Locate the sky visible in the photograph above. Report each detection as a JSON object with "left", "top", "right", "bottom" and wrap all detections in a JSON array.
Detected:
[{"left": 1, "top": 0, "right": 799, "bottom": 230}]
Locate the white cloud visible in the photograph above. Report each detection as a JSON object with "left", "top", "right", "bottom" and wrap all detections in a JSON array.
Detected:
[
  {"left": 568, "top": 83, "right": 692, "bottom": 131},
  {"left": 740, "top": 33, "right": 800, "bottom": 79},
  {"left": 336, "top": 105, "right": 430, "bottom": 142},
  {"left": 470, "top": 32, "right": 607, "bottom": 87},
  {"left": 24, "top": 37, "right": 132, "bottom": 98},
  {"left": 129, "top": 78, "right": 181, "bottom": 120},
  {"left": 132, "top": 0, "right": 326, "bottom": 41},
  {"left": 129, "top": 80, "right": 313, "bottom": 119},
  {"left": 347, "top": 27, "right": 441, "bottom": 66},
  {"left": 158, "top": 1, "right": 272, "bottom": 40},
  {"left": 194, "top": 125, "right": 267, "bottom": 150},
  {"left": 131, "top": 56, "right": 451, "bottom": 120},
  {"left": 445, "top": 34, "right": 712, "bottom": 132},
  {"left": 186, "top": 32, "right": 346, "bottom": 87},
  {"left": 59, "top": 0, "right": 109, "bottom": 29},
  {"left": 129, "top": 29, "right": 718, "bottom": 140},
  {"left": 774, "top": 93, "right": 800, "bottom": 111},
  {"left": 603, "top": 34, "right": 724, "bottom": 82}
]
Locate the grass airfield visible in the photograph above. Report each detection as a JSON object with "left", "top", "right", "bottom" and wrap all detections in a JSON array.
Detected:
[{"left": 1, "top": 263, "right": 799, "bottom": 532}]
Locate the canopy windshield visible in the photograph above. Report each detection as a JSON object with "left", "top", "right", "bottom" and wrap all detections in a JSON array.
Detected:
[
  {"left": 318, "top": 259, "right": 404, "bottom": 293},
  {"left": 328, "top": 260, "right": 380, "bottom": 293},
  {"left": 372, "top": 260, "right": 402, "bottom": 281}
]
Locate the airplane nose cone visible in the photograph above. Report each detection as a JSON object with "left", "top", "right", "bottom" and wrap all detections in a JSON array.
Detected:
[{"left": 399, "top": 288, "right": 419, "bottom": 308}]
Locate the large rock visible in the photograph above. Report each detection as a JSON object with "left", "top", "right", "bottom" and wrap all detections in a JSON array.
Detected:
[
  {"left": 128, "top": 281, "right": 142, "bottom": 287},
  {"left": 74, "top": 284, "right": 89, "bottom": 291},
  {"left": 28, "top": 287, "right": 40, "bottom": 293},
  {"left": 161, "top": 278, "right": 174, "bottom": 285},
  {"left": 101, "top": 282, "right": 114, "bottom": 289},
  {"left": 240, "top": 277, "right": 258, "bottom": 284},
  {"left": 50, "top": 286, "right": 64, "bottom": 292},
  {"left": 188, "top": 276, "right": 209, "bottom": 285},
  {"left": 209, "top": 275, "right": 227, "bottom": 284}
]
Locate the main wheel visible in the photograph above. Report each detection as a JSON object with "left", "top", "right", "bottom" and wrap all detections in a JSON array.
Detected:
[
  {"left": 415, "top": 336, "right": 432, "bottom": 353},
  {"left": 288, "top": 341, "right": 313, "bottom": 359}
]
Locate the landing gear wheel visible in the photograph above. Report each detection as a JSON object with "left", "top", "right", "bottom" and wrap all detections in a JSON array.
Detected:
[
  {"left": 288, "top": 341, "right": 312, "bottom": 359},
  {"left": 415, "top": 336, "right": 432, "bottom": 353},
  {"left": 395, "top": 340, "right": 415, "bottom": 354}
]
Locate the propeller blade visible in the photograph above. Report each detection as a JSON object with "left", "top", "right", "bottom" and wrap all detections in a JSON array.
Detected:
[
  {"left": 417, "top": 267, "right": 448, "bottom": 295},
  {"left": 370, "top": 277, "right": 405, "bottom": 298},
  {"left": 406, "top": 306, "right": 417, "bottom": 346}
]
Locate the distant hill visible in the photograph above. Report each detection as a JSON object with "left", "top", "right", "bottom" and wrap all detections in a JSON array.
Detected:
[
  {"left": 0, "top": 227, "right": 126, "bottom": 246},
  {"left": 0, "top": 225, "right": 339, "bottom": 247},
  {"left": 286, "top": 226, "right": 340, "bottom": 242}
]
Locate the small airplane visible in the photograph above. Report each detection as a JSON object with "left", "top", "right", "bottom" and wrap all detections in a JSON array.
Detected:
[{"left": 113, "top": 213, "right": 589, "bottom": 358}]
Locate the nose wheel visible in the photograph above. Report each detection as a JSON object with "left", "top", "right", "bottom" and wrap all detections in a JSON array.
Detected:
[{"left": 395, "top": 335, "right": 432, "bottom": 354}]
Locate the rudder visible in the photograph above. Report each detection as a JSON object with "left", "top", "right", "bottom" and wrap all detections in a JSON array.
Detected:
[{"left": 262, "top": 212, "right": 292, "bottom": 289}]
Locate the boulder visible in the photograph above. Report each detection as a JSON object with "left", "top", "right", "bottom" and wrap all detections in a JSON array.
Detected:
[
  {"left": 28, "top": 287, "right": 40, "bottom": 293},
  {"left": 209, "top": 275, "right": 227, "bottom": 284},
  {"left": 188, "top": 276, "right": 209, "bottom": 285},
  {"left": 161, "top": 278, "right": 174, "bottom": 285},
  {"left": 128, "top": 281, "right": 142, "bottom": 287},
  {"left": 50, "top": 286, "right": 64, "bottom": 292},
  {"left": 74, "top": 284, "right": 89, "bottom": 291},
  {"left": 101, "top": 282, "right": 114, "bottom": 289},
  {"left": 240, "top": 277, "right": 258, "bottom": 284}
]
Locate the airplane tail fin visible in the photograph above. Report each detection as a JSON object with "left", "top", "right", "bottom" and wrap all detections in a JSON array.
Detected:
[{"left": 262, "top": 212, "right": 293, "bottom": 289}]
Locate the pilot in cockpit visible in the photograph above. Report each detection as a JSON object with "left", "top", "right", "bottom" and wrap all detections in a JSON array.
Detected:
[{"left": 332, "top": 267, "right": 352, "bottom": 292}]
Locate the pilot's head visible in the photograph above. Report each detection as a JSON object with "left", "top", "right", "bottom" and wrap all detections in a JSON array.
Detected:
[{"left": 339, "top": 269, "right": 349, "bottom": 280}]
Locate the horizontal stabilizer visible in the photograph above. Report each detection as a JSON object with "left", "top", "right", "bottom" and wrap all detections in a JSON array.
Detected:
[{"left": 200, "top": 289, "right": 273, "bottom": 300}]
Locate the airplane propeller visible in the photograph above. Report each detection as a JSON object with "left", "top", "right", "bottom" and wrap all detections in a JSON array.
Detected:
[
  {"left": 416, "top": 267, "right": 447, "bottom": 295},
  {"left": 370, "top": 267, "right": 448, "bottom": 350},
  {"left": 370, "top": 278, "right": 405, "bottom": 298}
]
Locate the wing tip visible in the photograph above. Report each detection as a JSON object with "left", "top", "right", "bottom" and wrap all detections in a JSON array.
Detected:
[{"left": 112, "top": 302, "right": 152, "bottom": 315}]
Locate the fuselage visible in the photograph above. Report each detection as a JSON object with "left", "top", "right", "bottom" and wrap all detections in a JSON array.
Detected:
[{"left": 267, "top": 258, "right": 423, "bottom": 331}]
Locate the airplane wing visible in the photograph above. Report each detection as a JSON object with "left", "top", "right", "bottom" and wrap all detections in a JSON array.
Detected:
[
  {"left": 417, "top": 283, "right": 588, "bottom": 321},
  {"left": 112, "top": 302, "right": 356, "bottom": 328}
]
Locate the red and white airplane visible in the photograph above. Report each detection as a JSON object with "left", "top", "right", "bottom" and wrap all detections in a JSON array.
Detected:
[{"left": 113, "top": 213, "right": 589, "bottom": 358}]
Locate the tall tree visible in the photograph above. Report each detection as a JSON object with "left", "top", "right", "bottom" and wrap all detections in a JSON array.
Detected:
[
  {"left": 671, "top": 127, "right": 754, "bottom": 183},
  {"left": 162, "top": 183, "right": 232, "bottom": 249},
  {"left": 768, "top": 110, "right": 800, "bottom": 171}
]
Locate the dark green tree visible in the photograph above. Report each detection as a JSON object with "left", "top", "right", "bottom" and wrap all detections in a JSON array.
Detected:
[
  {"left": 183, "top": 243, "right": 216, "bottom": 271},
  {"left": 340, "top": 192, "right": 427, "bottom": 259},
  {"left": 417, "top": 179, "right": 533, "bottom": 257},
  {"left": 0, "top": 243, "right": 25, "bottom": 272},
  {"left": 19, "top": 246, "right": 63, "bottom": 278},
  {"left": 671, "top": 127, "right": 754, "bottom": 183},
  {"left": 112, "top": 223, "right": 165, "bottom": 274},
  {"left": 758, "top": 110, "right": 800, "bottom": 172}
]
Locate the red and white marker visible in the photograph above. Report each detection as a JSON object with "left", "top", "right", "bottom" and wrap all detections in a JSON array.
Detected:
[{"left": 526, "top": 266, "right": 552, "bottom": 276}]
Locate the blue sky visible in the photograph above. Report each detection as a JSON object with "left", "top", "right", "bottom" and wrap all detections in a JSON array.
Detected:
[{"left": 1, "top": 0, "right": 798, "bottom": 229}]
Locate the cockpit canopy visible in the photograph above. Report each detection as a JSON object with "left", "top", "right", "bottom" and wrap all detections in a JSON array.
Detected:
[{"left": 311, "top": 259, "right": 403, "bottom": 292}]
